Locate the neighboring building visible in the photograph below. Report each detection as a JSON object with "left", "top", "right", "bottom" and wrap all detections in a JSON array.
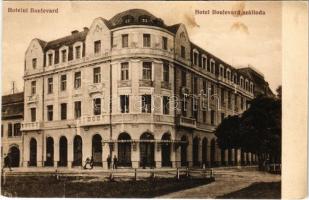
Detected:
[
  {"left": 1, "top": 92, "right": 24, "bottom": 167},
  {"left": 21, "top": 9, "right": 269, "bottom": 169}
]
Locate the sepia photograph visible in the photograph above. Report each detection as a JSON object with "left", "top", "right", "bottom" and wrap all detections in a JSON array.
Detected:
[{"left": 0, "top": 1, "right": 307, "bottom": 198}]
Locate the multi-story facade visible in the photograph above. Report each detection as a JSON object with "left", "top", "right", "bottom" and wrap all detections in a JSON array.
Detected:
[
  {"left": 1, "top": 92, "right": 24, "bottom": 167},
  {"left": 21, "top": 9, "right": 270, "bottom": 169}
]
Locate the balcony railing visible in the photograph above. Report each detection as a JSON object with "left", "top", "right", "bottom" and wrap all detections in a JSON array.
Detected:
[
  {"left": 21, "top": 121, "right": 42, "bottom": 131},
  {"left": 27, "top": 95, "right": 39, "bottom": 104},
  {"left": 177, "top": 116, "right": 196, "bottom": 129},
  {"left": 78, "top": 115, "right": 109, "bottom": 127},
  {"left": 139, "top": 80, "right": 154, "bottom": 87},
  {"left": 88, "top": 83, "right": 105, "bottom": 95},
  {"left": 118, "top": 80, "right": 132, "bottom": 87}
]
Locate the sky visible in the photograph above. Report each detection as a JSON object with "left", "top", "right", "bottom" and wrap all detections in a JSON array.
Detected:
[{"left": 2, "top": 1, "right": 281, "bottom": 95}]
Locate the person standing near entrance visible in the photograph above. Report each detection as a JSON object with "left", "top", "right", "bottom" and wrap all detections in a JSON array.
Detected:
[
  {"left": 2, "top": 153, "right": 12, "bottom": 171},
  {"left": 113, "top": 155, "right": 118, "bottom": 169},
  {"left": 107, "top": 154, "right": 111, "bottom": 169}
]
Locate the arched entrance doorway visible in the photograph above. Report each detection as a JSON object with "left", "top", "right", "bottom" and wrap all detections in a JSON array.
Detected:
[
  {"left": 9, "top": 146, "right": 20, "bottom": 167},
  {"left": 92, "top": 134, "right": 102, "bottom": 166},
  {"left": 59, "top": 136, "right": 68, "bottom": 166},
  {"left": 45, "top": 137, "right": 54, "bottom": 166},
  {"left": 180, "top": 135, "right": 188, "bottom": 167},
  {"left": 193, "top": 137, "right": 200, "bottom": 167},
  {"left": 73, "top": 135, "right": 83, "bottom": 166},
  {"left": 202, "top": 138, "right": 208, "bottom": 167},
  {"left": 29, "top": 138, "right": 37, "bottom": 166},
  {"left": 161, "top": 133, "right": 171, "bottom": 167},
  {"left": 210, "top": 139, "right": 216, "bottom": 167},
  {"left": 118, "top": 132, "right": 132, "bottom": 167},
  {"left": 140, "top": 132, "right": 154, "bottom": 168}
]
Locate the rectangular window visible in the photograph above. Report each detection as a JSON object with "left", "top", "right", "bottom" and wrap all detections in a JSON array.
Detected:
[
  {"left": 74, "top": 101, "right": 82, "bottom": 119},
  {"left": 93, "top": 98, "right": 101, "bottom": 115},
  {"left": 61, "top": 50, "right": 67, "bottom": 62},
  {"left": 211, "top": 84, "right": 214, "bottom": 95},
  {"left": 143, "top": 34, "right": 151, "bottom": 47},
  {"left": 31, "top": 108, "right": 36, "bottom": 122},
  {"left": 202, "top": 57, "right": 206, "bottom": 69},
  {"left": 48, "top": 53, "right": 53, "bottom": 66},
  {"left": 74, "top": 71, "right": 81, "bottom": 89},
  {"left": 163, "top": 96, "right": 170, "bottom": 115},
  {"left": 221, "top": 89, "right": 225, "bottom": 107},
  {"left": 60, "top": 103, "right": 67, "bottom": 120},
  {"left": 32, "top": 58, "right": 37, "bottom": 69},
  {"left": 203, "top": 111, "right": 207, "bottom": 123},
  {"left": 75, "top": 46, "right": 81, "bottom": 59},
  {"left": 120, "top": 95, "right": 129, "bottom": 113},
  {"left": 60, "top": 74, "right": 67, "bottom": 91},
  {"left": 141, "top": 95, "right": 151, "bottom": 113},
  {"left": 193, "top": 52, "right": 198, "bottom": 65},
  {"left": 203, "top": 80, "right": 207, "bottom": 92},
  {"left": 162, "top": 37, "right": 168, "bottom": 50},
  {"left": 47, "top": 77, "right": 53, "bottom": 94},
  {"left": 228, "top": 91, "right": 231, "bottom": 109},
  {"left": 182, "top": 99, "right": 187, "bottom": 117},
  {"left": 121, "top": 62, "right": 129, "bottom": 80},
  {"left": 181, "top": 70, "right": 186, "bottom": 86},
  {"left": 93, "top": 67, "right": 101, "bottom": 83},
  {"left": 142, "top": 62, "right": 152, "bottom": 80},
  {"left": 47, "top": 105, "right": 53, "bottom": 121},
  {"left": 211, "top": 110, "right": 215, "bottom": 125},
  {"left": 122, "top": 34, "right": 128, "bottom": 48},
  {"left": 181, "top": 46, "right": 185, "bottom": 58},
  {"left": 8, "top": 123, "right": 12, "bottom": 137},
  {"left": 14, "top": 123, "right": 21, "bottom": 136},
  {"left": 94, "top": 40, "right": 101, "bottom": 54},
  {"left": 163, "top": 62, "right": 169, "bottom": 82},
  {"left": 193, "top": 77, "right": 198, "bottom": 94},
  {"left": 31, "top": 81, "right": 36, "bottom": 95},
  {"left": 221, "top": 113, "right": 225, "bottom": 122}
]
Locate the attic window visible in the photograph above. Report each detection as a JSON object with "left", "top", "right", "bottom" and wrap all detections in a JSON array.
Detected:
[
  {"left": 123, "top": 15, "right": 133, "bottom": 24},
  {"left": 139, "top": 16, "right": 150, "bottom": 23}
]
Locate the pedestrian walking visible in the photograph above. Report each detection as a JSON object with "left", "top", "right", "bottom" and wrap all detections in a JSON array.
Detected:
[
  {"left": 83, "top": 157, "right": 92, "bottom": 169},
  {"left": 90, "top": 156, "right": 94, "bottom": 169},
  {"left": 2, "top": 153, "right": 12, "bottom": 171},
  {"left": 113, "top": 155, "right": 118, "bottom": 169},
  {"left": 107, "top": 154, "right": 111, "bottom": 169}
]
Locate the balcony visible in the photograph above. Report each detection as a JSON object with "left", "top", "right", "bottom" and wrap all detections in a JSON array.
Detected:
[
  {"left": 21, "top": 121, "right": 42, "bottom": 131},
  {"left": 26, "top": 95, "right": 39, "bottom": 104},
  {"left": 78, "top": 115, "right": 109, "bottom": 127},
  {"left": 112, "top": 113, "right": 174, "bottom": 125},
  {"left": 177, "top": 116, "right": 196, "bottom": 129},
  {"left": 139, "top": 80, "right": 153, "bottom": 87},
  {"left": 88, "top": 83, "right": 105, "bottom": 95},
  {"left": 161, "top": 81, "right": 172, "bottom": 90},
  {"left": 118, "top": 80, "right": 132, "bottom": 88}
]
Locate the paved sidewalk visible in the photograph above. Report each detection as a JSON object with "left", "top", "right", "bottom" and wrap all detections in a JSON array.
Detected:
[{"left": 157, "top": 168, "right": 281, "bottom": 198}]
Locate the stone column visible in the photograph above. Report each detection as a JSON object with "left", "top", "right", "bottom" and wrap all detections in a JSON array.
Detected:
[
  {"left": 170, "top": 143, "right": 176, "bottom": 168},
  {"left": 37, "top": 136, "right": 43, "bottom": 167},
  {"left": 187, "top": 139, "right": 193, "bottom": 167},
  {"left": 68, "top": 140, "right": 73, "bottom": 168},
  {"left": 54, "top": 140, "right": 59, "bottom": 168},
  {"left": 155, "top": 142, "right": 162, "bottom": 168},
  {"left": 248, "top": 152, "right": 252, "bottom": 165},
  {"left": 207, "top": 145, "right": 211, "bottom": 167},
  {"left": 102, "top": 142, "right": 110, "bottom": 169},
  {"left": 131, "top": 142, "right": 139, "bottom": 168},
  {"left": 231, "top": 149, "right": 235, "bottom": 165},
  {"left": 243, "top": 152, "right": 247, "bottom": 165},
  {"left": 224, "top": 149, "right": 228, "bottom": 166},
  {"left": 236, "top": 149, "right": 241, "bottom": 166}
]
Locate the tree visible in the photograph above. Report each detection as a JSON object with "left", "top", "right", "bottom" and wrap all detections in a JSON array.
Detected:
[{"left": 215, "top": 115, "right": 242, "bottom": 150}]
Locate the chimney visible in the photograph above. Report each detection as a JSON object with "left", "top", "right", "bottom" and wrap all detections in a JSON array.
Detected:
[
  {"left": 71, "top": 30, "right": 79, "bottom": 35},
  {"left": 83, "top": 27, "right": 89, "bottom": 32}
]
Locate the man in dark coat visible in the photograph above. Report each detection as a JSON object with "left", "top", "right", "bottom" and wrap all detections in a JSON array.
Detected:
[
  {"left": 107, "top": 154, "right": 111, "bottom": 169},
  {"left": 2, "top": 153, "right": 12, "bottom": 171}
]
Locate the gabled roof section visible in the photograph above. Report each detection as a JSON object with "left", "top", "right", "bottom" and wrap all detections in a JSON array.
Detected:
[
  {"left": 2, "top": 92, "right": 24, "bottom": 105},
  {"left": 2, "top": 92, "right": 24, "bottom": 119},
  {"left": 167, "top": 24, "right": 181, "bottom": 34},
  {"left": 45, "top": 29, "right": 89, "bottom": 51}
]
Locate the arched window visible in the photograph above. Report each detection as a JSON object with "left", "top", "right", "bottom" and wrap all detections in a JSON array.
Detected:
[
  {"left": 210, "top": 139, "right": 216, "bottom": 167},
  {"left": 181, "top": 135, "right": 188, "bottom": 166},
  {"left": 45, "top": 137, "right": 54, "bottom": 166},
  {"left": 73, "top": 135, "right": 83, "bottom": 166},
  {"left": 59, "top": 136, "right": 68, "bottom": 166},
  {"left": 118, "top": 132, "right": 132, "bottom": 167},
  {"left": 139, "top": 15, "right": 150, "bottom": 23},
  {"left": 140, "top": 132, "right": 155, "bottom": 167},
  {"left": 202, "top": 138, "right": 208, "bottom": 167},
  {"left": 161, "top": 133, "right": 172, "bottom": 167},
  {"left": 92, "top": 134, "right": 102, "bottom": 166},
  {"left": 193, "top": 137, "right": 200, "bottom": 167},
  {"left": 9, "top": 146, "right": 20, "bottom": 167},
  {"left": 122, "top": 15, "right": 134, "bottom": 24},
  {"left": 29, "top": 138, "right": 37, "bottom": 166}
]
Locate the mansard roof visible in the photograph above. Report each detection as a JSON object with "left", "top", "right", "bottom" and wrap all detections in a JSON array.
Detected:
[{"left": 2, "top": 92, "right": 24, "bottom": 120}]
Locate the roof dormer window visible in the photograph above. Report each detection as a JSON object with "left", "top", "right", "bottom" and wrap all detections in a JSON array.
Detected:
[
  {"left": 140, "top": 16, "right": 150, "bottom": 23},
  {"left": 123, "top": 15, "right": 133, "bottom": 24}
]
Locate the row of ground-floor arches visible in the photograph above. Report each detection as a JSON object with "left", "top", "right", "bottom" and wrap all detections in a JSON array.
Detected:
[{"left": 24, "top": 133, "right": 258, "bottom": 168}]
